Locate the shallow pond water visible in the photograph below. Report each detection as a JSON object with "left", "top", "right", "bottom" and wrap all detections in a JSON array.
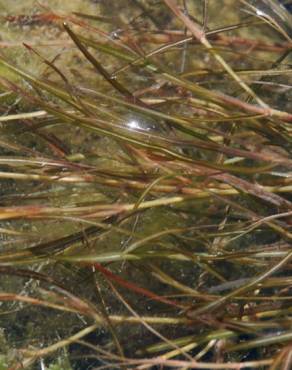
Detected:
[{"left": 0, "top": 1, "right": 291, "bottom": 369}]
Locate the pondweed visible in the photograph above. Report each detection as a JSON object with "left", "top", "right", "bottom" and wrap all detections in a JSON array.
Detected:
[{"left": 0, "top": 0, "right": 291, "bottom": 369}]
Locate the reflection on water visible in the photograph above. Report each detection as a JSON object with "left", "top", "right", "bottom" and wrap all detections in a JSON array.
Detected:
[
  {"left": 123, "top": 113, "right": 160, "bottom": 133},
  {"left": 249, "top": 0, "right": 292, "bottom": 38}
]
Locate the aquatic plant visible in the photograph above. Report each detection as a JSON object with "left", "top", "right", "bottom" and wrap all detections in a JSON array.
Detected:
[{"left": 0, "top": 0, "right": 291, "bottom": 369}]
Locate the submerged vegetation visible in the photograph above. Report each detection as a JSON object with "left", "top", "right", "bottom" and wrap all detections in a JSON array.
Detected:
[{"left": 0, "top": 0, "right": 292, "bottom": 368}]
